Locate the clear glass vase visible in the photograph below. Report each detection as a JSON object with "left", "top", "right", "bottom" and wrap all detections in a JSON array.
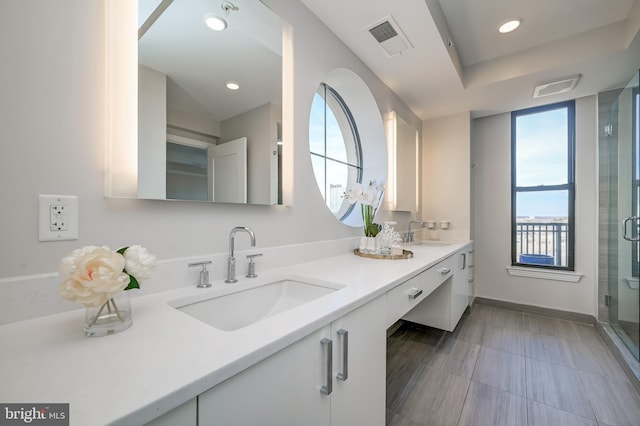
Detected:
[{"left": 84, "top": 291, "right": 132, "bottom": 337}]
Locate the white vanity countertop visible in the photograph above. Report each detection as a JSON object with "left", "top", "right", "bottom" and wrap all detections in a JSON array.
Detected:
[{"left": 0, "top": 241, "right": 470, "bottom": 425}]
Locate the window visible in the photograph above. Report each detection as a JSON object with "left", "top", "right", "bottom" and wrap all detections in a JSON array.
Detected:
[
  {"left": 309, "top": 83, "right": 363, "bottom": 220},
  {"left": 511, "top": 101, "right": 575, "bottom": 270}
]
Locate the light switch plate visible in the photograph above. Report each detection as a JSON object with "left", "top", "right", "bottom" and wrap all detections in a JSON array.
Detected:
[{"left": 38, "top": 195, "right": 78, "bottom": 241}]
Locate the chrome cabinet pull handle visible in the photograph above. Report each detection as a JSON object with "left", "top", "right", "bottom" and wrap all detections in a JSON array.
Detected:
[
  {"left": 337, "top": 329, "right": 348, "bottom": 382},
  {"left": 438, "top": 267, "right": 451, "bottom": 275},
  {"left": 320, "top": 338, "right": 332, "bottom": 395},
  {"left": 408, "top": 288, "right": 423, "bottom": 300}
]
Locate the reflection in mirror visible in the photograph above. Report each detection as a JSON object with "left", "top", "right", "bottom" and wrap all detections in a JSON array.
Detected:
[
  {"left": 386, "top": 111, "right": 419, "bottom": 212},
  {"left": 137, "top": 0, "right": 284, "bottom": 204}
]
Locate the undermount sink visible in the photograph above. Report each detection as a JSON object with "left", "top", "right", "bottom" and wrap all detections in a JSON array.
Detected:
[{"left": 170, "top": 278, "right": 343, "bottom": 331}]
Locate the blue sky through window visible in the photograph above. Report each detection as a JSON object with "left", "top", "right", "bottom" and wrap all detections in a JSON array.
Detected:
[{"left": 515, "top": 107, "right": 569, "bottom": 218}]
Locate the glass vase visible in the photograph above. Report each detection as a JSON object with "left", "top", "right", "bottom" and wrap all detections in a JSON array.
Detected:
[{"left": 84, "top": 291, "right": 132, "bottom": 337}]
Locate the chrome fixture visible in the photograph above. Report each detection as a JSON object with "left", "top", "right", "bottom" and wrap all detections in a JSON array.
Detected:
[
  {"left": 226, "top": 227, "right": 256, "bottom": 283},
  {"left": 405, "top": 220, "right": 423, "bottom": 243},
  {"left": 604, "top": 123, "right": 613, "bottom": 137},
  {"left": 246, "top": 253, "right": 263, "bottom": 278},
  {"left": 188, "top": 261, "right": 212, "bottom": 288}
]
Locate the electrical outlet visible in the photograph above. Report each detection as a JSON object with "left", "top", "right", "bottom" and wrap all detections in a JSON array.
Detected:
[{"left": 38, "top": 195, "right": 78, "bottom": 241}]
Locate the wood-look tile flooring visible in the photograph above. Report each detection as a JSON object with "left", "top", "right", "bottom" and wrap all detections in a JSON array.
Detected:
[{"left": 386, "top": 304, "right": 640, "bottom": 426}]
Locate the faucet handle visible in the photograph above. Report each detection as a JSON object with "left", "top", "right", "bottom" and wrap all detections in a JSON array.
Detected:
[
  {"left": 246, "top": 253, "right": 263, "bottom": 278},
  {"left": 188, "top": 261, "right": 212, "bottom": 288}
]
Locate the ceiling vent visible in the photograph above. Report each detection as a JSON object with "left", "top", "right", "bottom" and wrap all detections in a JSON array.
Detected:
[
  {"left": 533, "top": 75, "right": 581, "bottom": 98},
  {"left": 365, "top": 16, "right": 413, "bottom": 58}
]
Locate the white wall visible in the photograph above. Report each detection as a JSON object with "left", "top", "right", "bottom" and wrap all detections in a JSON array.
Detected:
[
  {"left": 0, "top": 1, "right": 420, "bottom": 313},
  {"left": 472, "top": 96, "right": 598, "bottom": 315},
  {"left": 422, "top": 112, "right": 471, "bottom": 242}
]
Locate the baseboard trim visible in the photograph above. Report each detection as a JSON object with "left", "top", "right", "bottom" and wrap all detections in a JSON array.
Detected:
[
  {"left": 473, "top": 297, "right": 594, "bottom": 324},
  {"left": 472, "top": 296, "right": 640, "bottom": 393}
]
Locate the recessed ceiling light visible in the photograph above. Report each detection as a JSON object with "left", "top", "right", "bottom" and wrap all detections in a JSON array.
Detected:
[
  {"left": 498, "top": 18, "right": 521, "bottom": 34},
  {"left": 205, "top": 15, "right": 227, "bottom": 31},
  {"left": 226, "top": 81, "right": 240, "bottom": 90}
]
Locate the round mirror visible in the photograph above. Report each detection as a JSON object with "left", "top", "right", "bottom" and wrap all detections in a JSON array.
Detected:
[{"left": 308, "top": 68, "right": 387, "bottom": 227}]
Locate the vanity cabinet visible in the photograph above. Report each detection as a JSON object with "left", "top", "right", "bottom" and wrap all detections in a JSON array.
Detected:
[
  {"left": 198, "top": 325, "right": 329, "bottom": 426},
  {"left": 197, "top": 296, "right": 386, "bottom": 426},
  {"left": 145, "top": 398, "right": 197, "bottom": 426},
  {"left": 395, "top": 244, "right": 472, "bottom": 332},
  {"left": 385, "top": 255, "right": 455, "bottom": 328},
  {"left": 330, "top": 295, "right": 385, "bottom": 426}
]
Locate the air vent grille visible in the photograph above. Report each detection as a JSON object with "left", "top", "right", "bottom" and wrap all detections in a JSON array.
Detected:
[
  {"left": 364, "top": 16, "right": 413, "bottom": 58},
  {"left": 533, "top": 75, "right": 581, "bottom": 98},
  {"left": 368, "top": 21, "right": 398, "bottom": 43}
]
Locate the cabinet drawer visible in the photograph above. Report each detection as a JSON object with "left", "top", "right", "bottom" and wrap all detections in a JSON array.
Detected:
[{"left": 385, "top": 256, "right": 454, "bottom": 328}]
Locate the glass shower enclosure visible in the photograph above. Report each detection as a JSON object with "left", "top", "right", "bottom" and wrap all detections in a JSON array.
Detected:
[{"left": 600, "top": 70, "right": 640, "bottom": 361}]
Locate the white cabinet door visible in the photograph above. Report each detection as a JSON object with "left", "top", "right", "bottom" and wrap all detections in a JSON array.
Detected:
[
  {"left": 145, "top": 398, "right": 197, "bottom": 426},
  {"left": 330, "top": 296, "right": 386, "bottom": 426},
  {"left": 198, "top": 326, "right": 330, "bottom": 426},
  {"left": 198, "top": 296, "right": 387, "bottom": 426},
  {"left": 450, "top": 250, "right": 470, "bottom": 330}
]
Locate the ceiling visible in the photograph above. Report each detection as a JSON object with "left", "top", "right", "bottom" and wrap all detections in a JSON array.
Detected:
[
  {"left": 139, "top": 0, "right": 282, "bottom": 123},
  {"left": 301, "top": 0, "right": 640, "bottom": 120}
]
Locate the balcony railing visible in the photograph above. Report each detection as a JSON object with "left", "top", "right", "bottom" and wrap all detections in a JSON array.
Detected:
[{"left": 515, "top": 222, "right": 568, "bottom": 267}]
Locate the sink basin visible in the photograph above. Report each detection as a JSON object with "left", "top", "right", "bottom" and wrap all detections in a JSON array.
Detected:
[{"left": 170, "top": 278, "right": 343, "bottom": 331}]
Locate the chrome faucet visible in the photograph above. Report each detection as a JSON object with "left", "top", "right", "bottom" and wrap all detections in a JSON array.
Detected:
[
  {"left": 405, "top": 220, "right": 423, "bottom": 243},
  {"left": 225, "top": 226, "right": 256, "bottom": 283}
]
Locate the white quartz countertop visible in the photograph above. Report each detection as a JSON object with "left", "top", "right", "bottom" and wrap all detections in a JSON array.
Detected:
[{"left": 0, "top": 241, "right": 470, "bottom": 425}]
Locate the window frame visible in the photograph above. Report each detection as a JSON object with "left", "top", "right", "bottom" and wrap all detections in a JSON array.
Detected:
[
  {"left": 510, "top": 100, "right": 576, "bottom": 271},
  {"left": 632, "top": 88, "right": 639, "bottom": 277},
  {"left": 309, "top": 82, "right": 363, "bottom": 221}
]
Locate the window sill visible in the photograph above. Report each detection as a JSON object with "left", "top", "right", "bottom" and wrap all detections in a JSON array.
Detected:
[{"left": 506, "top": 266, "right": 583, "bottom": 283}]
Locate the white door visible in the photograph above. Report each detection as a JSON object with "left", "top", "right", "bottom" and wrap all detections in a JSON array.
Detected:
[{"left": 207, "top": 137, "right": 247, "bottom": 203}]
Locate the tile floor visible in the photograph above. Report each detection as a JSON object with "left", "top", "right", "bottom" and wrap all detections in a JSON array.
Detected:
[{"left": 386, "top": 303, "right": 640, "bottom": 426}]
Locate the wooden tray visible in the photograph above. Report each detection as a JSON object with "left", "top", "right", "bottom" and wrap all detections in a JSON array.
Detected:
[{"left": 353, "top": 249, "right": 413, "bottom": 260}]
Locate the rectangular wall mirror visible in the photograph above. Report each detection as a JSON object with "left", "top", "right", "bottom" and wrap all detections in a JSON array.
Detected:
[
  {"left": 108, "top": 0, "right": 288, "bottom": 205},
  {"left": 386, "top": 111, "right": 419, "bottom": 212}
]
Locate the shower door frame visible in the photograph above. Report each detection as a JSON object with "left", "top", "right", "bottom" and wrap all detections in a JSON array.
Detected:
[{"left": 604, "top": 71, "right": 640, "bottom": 362}]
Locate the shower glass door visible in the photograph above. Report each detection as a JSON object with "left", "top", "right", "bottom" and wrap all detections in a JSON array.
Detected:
[{"left": 607, "top": 70, "right": 640, "bottom": 361}]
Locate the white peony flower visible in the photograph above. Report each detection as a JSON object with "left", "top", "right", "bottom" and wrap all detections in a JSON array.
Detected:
[
  {"left": 123, "top": 245, "right": 157, "bottom": 282},
  {"left": 58, "top": 246, "right": 130, "bottom": 308}
]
